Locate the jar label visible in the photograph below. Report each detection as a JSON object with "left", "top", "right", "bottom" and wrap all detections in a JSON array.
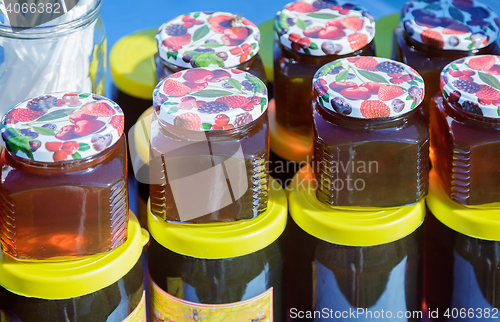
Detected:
[
  {"left": 122, "top": 291, "right": 147, "bottom": 322},
  {"left": 150, "top": 277, "right": 273, "bottom": 321}
]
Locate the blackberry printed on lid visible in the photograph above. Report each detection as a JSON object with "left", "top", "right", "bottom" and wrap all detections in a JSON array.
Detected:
[
  {"left": 314, "top": 57, "right": 425, "bottom": 118},
  {"left": 153, "top": 67, "right": 268, "bottom": 131},
  {"left": 1, "top": 93, "right": 125, "bottom": 162},
  {"left": 274, "top": 0, "right": 375, "bottom": 56},
  {"left": 441, "top": 55, "right": 500, "bottom": 117},
  {"left": 156, "top": 12, "right": 261, "bottom": 69},
  {"left": 401, "top": 0, "right": 499, "bottom": 51}
]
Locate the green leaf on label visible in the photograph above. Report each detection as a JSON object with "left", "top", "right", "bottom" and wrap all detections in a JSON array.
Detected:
[
  {"left": 72, "top": 152, "right": 82, "bottom": 160},
  {"left": 192, "top": 52, "right": 224, "bottom": 67},
  {"left": 448, "top": 6, "right": 464, "bottom": 23},
  {"left": 167, "top": 106, "right": 179, "bottom": 114},
  {"left": 7, "top": 134, "right": 34, "bottom": 160},
  {"left": 415, "top": 77, "right": 424, "bottom": 83},
  {"left": 303, "top": 48, "right": 311, "bottom": 55},
  {"left": 307, "top": 13, "right": 338, "bottom": 19},
  {"left": 192, "top": 25, "right": 210, "bottom": 42},
  {"left": 411, "top": 100, "right": 416, "bottom": 109},
  {"left": 425, "top": 3, "right": 441, "bottom": 10},
  {"left": 318, "top": 96, "right": 324, "bottom": 104},
  {"left": 260, "top": 97, "right": 267, "bottom": 113},
  {"left": 468, "top": 43, "right": 474, "bottom": 50},
  {"left": 451, "top": 64, "right": 458, "bottom": 70},
  {"left": 478, "top": 72, "right": 500, "bottom": 90},
  {"left": 36, "top": 108, "right": 78, "bottom": 122},
  {"left": 32, "top": 126, "right": 55, "bottom": 136},
  {"left": 464, "top": 37, "right": 471, "bottom": 40},
  {"left": 296, "top": 19, "right": 307, "bottom": 30},
  {"left": 406, "top": 95, "right": 414, "bottom": 101},
  {"left": 227, "top": 78, "right": 242, "bottom": 92},
  {"left": 202, "top": 123, "right": 212, "bottom": 130},
  {"left": 193, "top": 12, "right": 200, "bottom": 18},
  {"left": 192, "top": 90, "right": 234, "bottom": 98},
  {"left": 333, "top": 60, "right": 342, "bottom": 67},
  {"left": 336, "top": 70, "right": 349, "bottom": 82},
  {"left": 78, "top": 143, "right": 90, "bottom": 151},
  {"left": 163, "top": 102, "right": 177, "bottom": 105},
  {"left": 167, "top": 51, "right": 178, "bottom": 60},
  {"left": 409, "top": 80, "right": 418, "bottom": 86},
  {"left": 358, "top": 70, "right": 388, "bottom": 84},
  {"left": 200, "top": 43, "right": 224, "bottom": 48},
  {"left": 443, "top": 90, "right": 448, "bottom": 99},
  {"left": 488, "top": 25, "right": 496, "bottom": 32},
  {"left": 322, "top": 93, "right": 330, "bottom": 103},
  {"left": 78, "top": 93, "right": 91, "bottom": 98},
  {"left": 309, "top": 42, "right": 318, "bottom": 50},
  {"left": 251, "top": 43, "right": 258, "bottom": 50},
  {"left": 498, "top": 105, "right": 500, "bottom": 117},
  {"left": 244, "top": 75, "right": 266, "bottom": 94}
]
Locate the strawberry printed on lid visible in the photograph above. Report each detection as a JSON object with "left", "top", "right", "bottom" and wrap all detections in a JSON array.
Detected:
[
  {"left": 153, "top": 67, "right": 268, "bottom": 131},
  {"left": 441, "top": 55, "right": 500, "bottom": 117},
  {"left": 1, "top": 93, "right": 125, "bottom": 162},
  {"left": 401, "top": 0, "right": 498, "bottom": 51},
  {"left": 275, "top": 0, "right": 375, "bottom": 56},
  {"left": 156, "top": 12, "right": 261, "bottom": 69},
  {"left": 313, "top": 57, "right": 425, "bottom": 118}
]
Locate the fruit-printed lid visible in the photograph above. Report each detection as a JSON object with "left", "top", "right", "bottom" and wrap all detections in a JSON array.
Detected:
[
  {"left": 274, "top": 0, "right": 376, "bottom": 56},
  {"left": 441, "top": 55, "right": 500, "bottom": 118},
  {"left": 156, "top": 12, "right": 261, "bottom": 69},
  {"left": 1, "top": 93, "right": 125, "bottom": 162},
  {"left": 153, "top": 67, "right": 268, "bottom": 131},
  {"left": 313, "top": 57, "right": 425, "bottom": 118},
  {"left": 400, "top": 0, "right": 499, "bottom": 51}
]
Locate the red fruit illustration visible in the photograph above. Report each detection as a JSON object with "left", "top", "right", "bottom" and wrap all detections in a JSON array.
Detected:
[
  {"left": 184, "top": 82, "right": 208, "bottom": 92},
  {"left": 378, "top": 85, "right": 405, "bottom": 101},
  {"left": 476, "top": 85, "right": 500, "bottom": 101},
  {"left": 297, "top": 37, "right": 311, "bottom": 47},
  {"left": 303, "top": 26, "right": 323, "bottom": 38},
  {"left": 288, "top": 1, "right": 318, "bottom": 13},
  {"left": 110, "top": 115, "right": 125, "bottom": 136},
  {"left": 221, "top": 35, "right": 245, "bottom": 46},
  {"left": 341, "top": 16, "right": 364, "bottom": 31},
  {"left": 53, "top": 150, "right": 68, "bottom": 161},
  {"left": 318, "top": 26, "right": 345, "bottom": 40},
  {"left": 170, "top": 72, "right": 182, "bottom": 78},
  {"left": 215, "top": 114, "right": 230, "bottom": 127},
  {"left": 348, "top": 33, "right": 368, "bottom": 51},
  {"left": 289, "top": 33, "right": 301, "bottom": 42},
  {"left": 55, "top": 125, "right": 78, "bottom": 140},
  {"left": 329, "top": 81, "right": 358, "bottom": 92},
  {"left": 162, "top": 33, "right": 192, "bottom": 51},
  {"left": 449, "top": 70, "right": 464, "bottom": 77},
  {"left": 327, "top": 18, "right": 344, "bottom": 28},
  {"left": 178, "top": 97, "right": 196, "bottom": 110},
  {"left": 340, "top": 86, "right": 371, "bottom": 100},
  {"left": 224, "top": 27, "right": 249, "bottom": 40},
  {"left": 215, "top": 95, "right": 250, "bottom": 109},
  {"left": 62, "top": 141, "right": 79, "bottom": 155},
  {"left": 10, "top": 109, "right": 43, "bottom": 122},
  {"left": 420, "top": 29, "right": 444, "bottom": 49},
  {"left": 74, "top": 120, "right": 106, "bottom": 137},
  {"left": 362, "top": 82, "right": 383, "bottom": 94},
  {"left": 81, "top": 102, "right": 111, "bottom": 117},
  {"left": 163, "top": 79, "right": 192, "bottom": 97},
  {"left": 223, "top": 124, "right": 234, "bottom": 130},
  {"left": 442, "top": 22, "right": 470, "bottom": 34},
  {"left": 234, "top": 112, "right": 253, "bottom": 127},
  {"left": 183, "top": 69, "right": 214, "bottom": 83},
  {"left": 209, "top": 70, "right": 231, "bottom": 82},
  {"left": 458, "top": 76, "right": 474, "bottom": 82},
  {"left": 173, "top": 112, "right": 202, "bottom": 130},
  {"left": 360, "top": 101, "right": 391, "bottom": 118},
  {"left": 468, "top": 56, "right": 496, "bottom": 71},
  {"left": 250, "top": 97, "right": 261, "bottom": 104},
  {"left": 207, "top": 15, "right": 233, "bottom": 33},
  {"left": 229, "top": 47, "right": 244, "bottom": 55},
  {"left": 486, "top": 65, "right": 500, "bottom": 75},
  {"left": 69, "top": 111, "right": 98, "bottom": 123},
  {"left": 45, "top": 142, "right": 63, "bottom": 152},
  {"left": 354, "top": 57, "right": 378, "bottom": 71}
]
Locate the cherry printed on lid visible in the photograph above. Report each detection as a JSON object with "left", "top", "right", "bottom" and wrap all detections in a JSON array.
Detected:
[
  {"left": 1, "top": 93, "right": 125, "bottom": 162},
  {"left": 153, "top": 67, "right": 268, "bottom": 131},
  {"left": 314, "top": 57, "right": 425, "bottom": 118},
  {"left": 441, "top": 55, "right": 500, "bottom": 117},
  {"left": 156, "top": 12, "right": 261, "bottom": 69},
  {"left": 401, "top": 0, "right": 499, "bottom": 51},
  {"left": 275, "top": 0, "right": 375, "bottom": 56}
]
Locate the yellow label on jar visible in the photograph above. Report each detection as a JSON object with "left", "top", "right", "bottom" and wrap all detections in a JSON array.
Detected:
[
  {"left": 122, "top": 291, "right": 147, "bottom": 322},
  {"left": 150, "top": 277, "right": 273, "bottom": 321}
]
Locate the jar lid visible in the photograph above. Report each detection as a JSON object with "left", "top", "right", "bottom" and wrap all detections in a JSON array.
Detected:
[
  {"left": 147, "top": 177, "right": 287, "bottom": 259},
  {"left": 1, "top": 93, "right": 125, "bottom": 162},
  {"left": 110, "top": 29, "right": 158, "bottom": 100},
  {"left": 0, "top": 212, "right": 149, "bottom": 300},
  {"left": 156, "top": 12, "right": 261, "bottom": 69},
  {"left": 400, "top": 0, "right": 499, "bottom": 51},
  {"left": 313, "top": 57, "right": 425, "bottom": 118},
  {"left": 274, "top": 0, "right": 376, "bottom": 56},
  {"left": 427, "top": 170, "right": 500, "bottom": 241},
  {"left": 441, "top": 55, "right": 500, "bottom": 117},
  {"left": 153, "top": 67, "right": 268, "bottom": 131},
  {"left": 288, "top": 165, "right": 425, "bottom": 246}
]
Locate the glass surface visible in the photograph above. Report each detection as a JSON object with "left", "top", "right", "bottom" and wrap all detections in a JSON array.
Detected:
[{"left": 0, "top": 136, "right": 128, "bottom": 260}]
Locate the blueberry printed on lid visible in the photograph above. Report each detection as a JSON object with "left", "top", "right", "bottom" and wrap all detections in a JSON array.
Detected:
[
  {"left": 156, "top": 12, "right": 261, "bottom": 69},
  {"left": 401, "top": 0, "right": 499, "bottom": 51},
  {"left": 314, "top": 57, "right": 425, "bottom": 118},
  {"left": 153, "top": 67, "right": 268, "bottom": 131},
  {"left": 1, "top": 93, "right": 125, "bottom": 162},
  {"left": 441, "top": 55, "right": 500, "bottom": 117},
  {"left": 274, "top": 0, "right": 375, "bottom": 56}
]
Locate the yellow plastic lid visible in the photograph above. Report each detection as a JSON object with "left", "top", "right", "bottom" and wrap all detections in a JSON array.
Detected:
[
  {"left": 288, "top": 165, "right": 425, "bottom": 247},
  {"left": 427, "top": 170, "right": 500, "bottom": 241},
  {"left": 133, "top": 106, "right": 154, "bottom": 166},
  {"left": 0, "top": 212, "right": 149, "bottom": 300},
  {"left": 268, "top": 99, "right": 313, "bottom": 164},
  {"left": 148, "top": 177, "right": 287, "bottom": 259},
  {"left": 110, "top": 29, "right": 158, "bottom": 100}
]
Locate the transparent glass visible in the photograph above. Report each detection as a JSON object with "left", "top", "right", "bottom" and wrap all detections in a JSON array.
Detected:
[
  {"left": 313, "top": 101, "right": 429, "bottom": 207},
  {"left": 425, "top": 211, "right": 500, "bottom": 317},
  {"left": 430, "top": 95, "right": 500, "bottom": 205},
  {"left": 149, "top": 112, "right": 269, "bottom": 223},
  {"left": 273, "top": 42, "right": 375, "bottom": 137},
  {"left": 285, "top": 219, "right": 423, "bottom": 321},
  {"left": 0, "top": 0, "right": 106, "bottom": 117},
  {"left": 0, "top": 261, "right": 144, "bottom": 322},
  {"left": 393, "top": 26, "right": 499, "bottom": 119},
  {"left": 0, "top": 136, "right": 128, "bottom": 260}
]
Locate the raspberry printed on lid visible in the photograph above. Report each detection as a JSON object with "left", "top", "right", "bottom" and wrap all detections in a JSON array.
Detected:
[
  {"left": 313, "top": 57, "right": 425, "bottom": 118},
  {"left": 153, "top": 67, "right": 268, "bottom": 131},
  {"left": 401, "top": 0, "right": 499, "bottom": 51},
  {"left": 441, "top": 55, "right": 500, "bottom": 117},
  {"left": 274, "top": 0, "right": 375, "bottom": 56},
  {"left": 1, "top": 93, "right": 125, "bottom": 162},
  {"left": 156, "top": 12, "right": 261, "bottom": 69}
]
